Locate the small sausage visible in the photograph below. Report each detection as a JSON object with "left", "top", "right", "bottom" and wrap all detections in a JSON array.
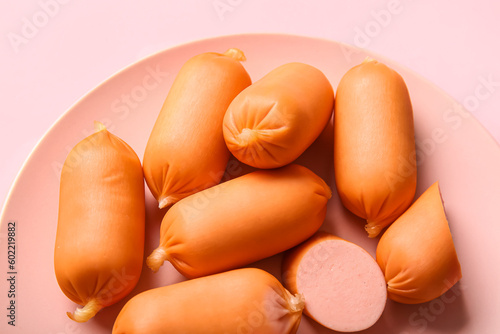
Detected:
[
  {"left": 282, "top": 232, "right": 387, "bottom": 332},
  {"left": 334, "top": 58, "right": 416, "bottom": 237},
  {"left": 146, "top": 164, "right": 331, "bottom": 278},
  {"left": 54, "top": 122, "right": 145, "bottom": 322},
  {"left": 376, "top": 181, "right": 462, "bottom": 304},
  {"left": 143, "top": 48, "right": 251, "bottom": 208},
  {"left": 223, "top": 62, "right": 334, "bottom": 169},
  {"left": 112, "top": 268, "right": 304, "bottom": 334}
]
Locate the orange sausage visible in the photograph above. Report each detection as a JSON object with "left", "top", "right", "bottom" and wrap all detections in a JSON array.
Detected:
[
  {"left": 54, "top": 122, "right": 145, "bottom": 322},
  {"left": 143, "top": 48, "right": 251, "bottom": 208},
  {"left": 223, "top": 62, "right": 334, "bottom": 168},
  {"left": 112, "top": 268, "right": 304, "bottom": 334},
  {"left": 376, "top": 181, "right": 462, "bottom": 304},
  {"left": 282, "top": 232, "right": 387, "bottom": 332},
  {"left": 147, "top": 164, "right": 331, "bottom": 278},
  {"left": 334, "top": 58, "right": 416, "bottom": 238}
]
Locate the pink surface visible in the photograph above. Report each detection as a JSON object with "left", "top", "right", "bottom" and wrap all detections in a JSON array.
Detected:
[
  {"left": 296, "top": 239, "right": 387, "bottom": 332},
  {"left": 0, "top": 34, "right": 499, "bottom": 333},
  {"left": 0, "top": 1, "right": 499, "bottom": 332}
]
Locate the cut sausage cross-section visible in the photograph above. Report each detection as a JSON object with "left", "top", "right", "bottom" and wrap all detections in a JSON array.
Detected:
[{"left": 283, "top": 232, "right": 387, "bottom": 332}]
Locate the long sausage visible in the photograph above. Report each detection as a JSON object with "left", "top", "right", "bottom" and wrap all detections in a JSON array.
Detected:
[
  {"left": 54, "top": 122, "right": 145, "bottom": 322},
  {"left": 146, "top": 164, "right": 331, "bottom": 278},
  {"left": 112, "top": 268, "right": 304, "bottom": 334},
  {"left": 334, "top": 58, "right": 416, "bottom": 237},
  {"left": 143, "top": 48, "right": 252, "bottom": 208}
]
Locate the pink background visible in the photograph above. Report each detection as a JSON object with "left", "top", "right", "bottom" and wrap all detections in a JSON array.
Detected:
[{"left": 1, "top": 0, "right": 499, "bottom": 208}]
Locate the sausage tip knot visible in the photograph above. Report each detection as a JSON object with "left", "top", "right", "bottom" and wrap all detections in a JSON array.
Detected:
[
  {"left": 146, "top": 247, "right": 168, "bottom": 273},
  {"left": 67, "top": 299, "right": 102, "bottom": 322}
]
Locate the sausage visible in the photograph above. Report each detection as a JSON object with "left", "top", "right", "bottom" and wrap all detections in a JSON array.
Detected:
[
  {"left": 54, "top": 122, "right": 145, "bottom": 322},
  {"left": 143, "top": 48, "right": 252, "bottom": 208},
  {"left": 112, "top": 268, "right": 304, "bottom": 334},
  {"left": 223, "top": 62, "right": 334, "bottom": 169},
  {"left": 376, "top": 181, "right": 462, "bottom": 304},
  {"left": 282, "top": 232, "right": 387, "bottom": 332},
  {"left": 146, "top": 164, "right": 331, "bottom": 278},
  {"left": 334, "top": 58, "right": 416, "bottom": 237}
]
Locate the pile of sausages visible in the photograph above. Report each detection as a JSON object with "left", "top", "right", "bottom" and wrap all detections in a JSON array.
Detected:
[{"left": 54, "top": 48, "right": 462, "bottom": 333}]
